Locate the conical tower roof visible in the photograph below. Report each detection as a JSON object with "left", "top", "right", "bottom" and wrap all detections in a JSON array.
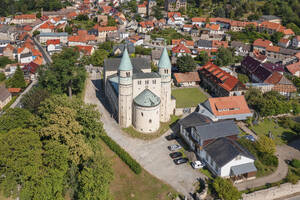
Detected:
[
  {"left": 119, "top": 48, "right": 133, "bottom": 71},
  {"left": 158, "top": 47, "right": 171, "bottom": 69}
]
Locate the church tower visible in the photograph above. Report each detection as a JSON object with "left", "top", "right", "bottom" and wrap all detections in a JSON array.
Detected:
[
  {"left": 158, "top": 47, "right": 172, "bottom": 122},
  {"left": 118, "top": 48, "right": 133, "bottom": 128}
]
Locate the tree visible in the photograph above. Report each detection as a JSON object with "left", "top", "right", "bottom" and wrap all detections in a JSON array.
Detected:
[
  {"left": 152, "top": 6, "right": 163, "bottom": 20},
  {"left": 256, "top": 135, "right": 276, "bottom": 155},
  {"left": 33, "top": 30, "right": 40, "bottom": 37},
  {"left": 38, "top": 48, "right": 86, "bottom": 97},
  {"left": 135, "top": 46, "right": 152, "bottom": 55},
  {"left": 195, "top": 51, "right": 210, "bottom": 65},
  {"left": 176, "top": 55, "right": 197, "bottom": 72},
  {"left": 21, "top": 88, "right": 50, "bottom": 113},
  {"left": 287, "top": 23, "right": 300, "bottom": 35},
  {"left": 0, "top": 72, "right": 6, "bottom": 81},
  {"left": 76, "top": 14, "right": 89, "bottom": 21},
  {"left": 213, "top": 177, "right": 241, "bottom": 200},
  {"left": 90, "top": 49, "right": 109, "bottom": 66},
  {"left": 98, "top": 41, "right": 114, "bottom": 54},
  {"left": 36, "top": 11, "right": 41, "bottom": 18},
  {"left": 214, "top": 47, "right": 234, "bottom": 67},
  {"left": 0, "top": 128, "right": 43, "bottom": 199},
  {"left": 107, "top": 15, "right": 117, "bottom": 26},
  {"left": 6, "top": 66, "right": 26, "bottom": 88},
  {"left": 271, "top": 32, "right": 284, "bottom": 44},
  {"left": 0, "top": 108, "right": 38, "bottom": 133},
  {"left": 0, "top": 56, "right": 14, "bottom": 68},
  {"left": 237, "top": 73, "right": 249, "bottom": 84}
]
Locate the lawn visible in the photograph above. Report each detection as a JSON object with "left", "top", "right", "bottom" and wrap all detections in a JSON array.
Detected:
[
  {"left": 123, "top": 115, "right": 181, "bottom": 140},
  {"left": 171, "top": 88, "right": 208, "bottom": 108},
  {"left": 99, "top": 139, "right": 179, "bottom": 200},
  {"left": 251, "top": 118, "right": 297, "bottom": 145}
]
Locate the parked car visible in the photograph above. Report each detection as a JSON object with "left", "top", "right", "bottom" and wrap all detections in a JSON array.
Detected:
[
  {"left": 166, "top": 134, "right": 179, "bottom": 141},
  {"left": 243, "top": 134, "right": 256, "bottom": 142},
  {"left": 174, "top": 158, "right": 188, "bottom": 165},
  {"left": 169, "top": 152, "right": 183, "bottom": 159},
  {"left": 168, "top": 144, "right": 182, "bottom": 151},
  {"left": 191, "top": 160, "right": 204, "bottom": 169}
]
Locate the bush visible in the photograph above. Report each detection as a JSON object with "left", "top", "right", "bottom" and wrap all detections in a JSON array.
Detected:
[
  {"left": 287, "top": 170, "right": 299, "bottom": 184},
  {"left": 259, "top": 153, "right": 278, "bottom": 167},
  {"left": 291, "top": 159, "right": 300, "bottom": 169},
  {"left": 100, "top": 134, "right": 142, "bottom": 174}
]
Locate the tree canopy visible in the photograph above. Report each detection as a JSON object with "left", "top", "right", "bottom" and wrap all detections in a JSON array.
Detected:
[
  {"left": 176, "top": 55, "right": 197, "bottom": 72},
  {"left": 6, "top": 66, "right": 26, "bottom": 88},
  {"left": 213, "top": 177, "right": 241, "bottom": 200},
  {"left": 213, "top": 47, "right": 234, "bottom": 67}
]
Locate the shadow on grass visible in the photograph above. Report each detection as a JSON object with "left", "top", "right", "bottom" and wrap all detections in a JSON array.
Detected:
[{"left": 281, "top": 131, "right": 298, "bottom": 144}]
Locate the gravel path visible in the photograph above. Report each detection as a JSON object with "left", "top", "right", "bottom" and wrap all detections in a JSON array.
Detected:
[{"left": 84, "top": 74, "right": 205, "bottom": 197}]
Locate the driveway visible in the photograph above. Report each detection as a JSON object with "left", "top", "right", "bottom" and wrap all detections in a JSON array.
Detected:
[{"left": 84, "top": 73, "right": 205, "bottom": 197}]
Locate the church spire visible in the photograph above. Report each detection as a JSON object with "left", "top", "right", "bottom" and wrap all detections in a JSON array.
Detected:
[
  {"left": 158, "top": 47, "right": 171, "bottom": 69},
  {"left": 119, "top": 48, "right": 133, "bottom": 71}
]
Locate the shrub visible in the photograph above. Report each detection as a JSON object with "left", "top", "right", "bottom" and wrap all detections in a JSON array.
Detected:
[
  {"left": 100, "top": 134, "right": 142, "bottom": 174},
  {"left": 212, "top": 177, "right": 241, "bottom": 200},
  {"left": 287, "top": 170, "right": 299, "bottom": 184},
  {"left": 291, "top": 159, "right": 300, "bottom": 169},
  {"left": 259, "top": 153, "right": 278, "bottom": 167}
]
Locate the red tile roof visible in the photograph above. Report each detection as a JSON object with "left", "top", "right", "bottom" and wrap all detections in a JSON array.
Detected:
[
  {"left": 264, "top": 71, "right": 283, "bottom": 84},
  {"left": 266, "top": 45, "right": 280, "bottom": 53},
  {"left": 97, "top": 26, "right": 118, "bottom": 32},
  {"left": 205, "top": 23, "right": 220, "bottom": 31},
  {"left": 46, "top": 39, "right": 60, "bottom": 45},
  {"left": 8, "top": 88, "right": 21, "bottom": 93},
  {"left": 253, "top": 39, "right": 272, "bottom": 48},
  {"left": 172, "top": 39, "right": 194, "bottom": 47},
  {"left": 212, "top": 40, "right": 228, "bottom": 48},
  {"left": 14, "top": 14, "right": 36, "bottom": 20},
  {"left": 168, "top": 12, "right": 181, "bottom": 18},
  {"left": 172, "top": 43, "right": 191, "bottom": 54},
  {"left": 260, "top": 21, "right": 284, "bottom": 31},
  {"left": 207, "top": 96, "right": 251, "bottom": 117},
  {"left": 286, "top": 61, "right": 300, "bottom": 75},
  {"left": 39, "top": 21, "right": 55, "bottom": 29},
  {"left": 75, "top": 45, "right": 94, "bottom": 55},
  {"left": 191, "top": 17, "right": 206, "bottom": 22},
  {"left": 173, "top": 72, "right": 200, "bottom": 83},
  {"left": 23, "top": 25, "right": 32, "bottom": 31}
]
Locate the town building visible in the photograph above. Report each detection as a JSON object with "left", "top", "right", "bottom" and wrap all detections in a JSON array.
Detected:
[
  {"left": 38, "top": 32, "right": 69, "bottom": 44},
  {"left": 103, "top": 47, "right": 175, "bottom": 133},
  {"left": 0, "top": 87, "right": 11, "bottom": 109},
  {"left": 165, "top": 0, "right": 187, "bottom": 12},
  {"left": 173, "top": 72, "right": 200, "bottom": 87}
]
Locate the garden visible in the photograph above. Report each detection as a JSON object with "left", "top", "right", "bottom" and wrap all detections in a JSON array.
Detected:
[{"left": 171, "top": 88, "right": 208, "bottom": 108}]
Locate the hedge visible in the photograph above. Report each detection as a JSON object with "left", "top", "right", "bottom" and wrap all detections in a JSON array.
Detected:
[
  {"left": 100, "top": 134, "right": 142, "bottom": 174},
  {"left": 291, "top": 159, "right": 300, "bottom": 169}
]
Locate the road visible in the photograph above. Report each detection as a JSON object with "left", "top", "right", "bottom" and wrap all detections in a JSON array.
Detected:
[
  {"left": 33, "top": 37, "right": 52, "bottom": 64},
  {"left": 84, "top": 73, "right": 206, "bottom": 197}
]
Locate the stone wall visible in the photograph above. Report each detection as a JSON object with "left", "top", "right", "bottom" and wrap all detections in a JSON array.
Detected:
[{"left": 242, "top": 181, "right": 300, "bottom": 200}]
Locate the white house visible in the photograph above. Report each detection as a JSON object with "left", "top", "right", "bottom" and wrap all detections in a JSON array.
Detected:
[
  {"left": 20, "top": 52, "right": 33, "bottom": 64},
  {"left": 292, "top": 36, "right": 300, "bottom": 48},
  {"left": 201, "top": 137, "right": 257, "bottom": 181},
  {"left": 39, "top": 32, "right": 69, "bottom": 44}
]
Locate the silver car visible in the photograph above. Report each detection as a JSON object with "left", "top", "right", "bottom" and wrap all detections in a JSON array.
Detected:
[{"left": 168, "top": 144, "right": 182, "bottom": 151}]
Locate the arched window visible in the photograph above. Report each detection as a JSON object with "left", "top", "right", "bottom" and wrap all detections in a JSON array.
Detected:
[
  {"left": 149, "top": 119, "right": 152, "bottom": 123},
  {"left": 141, "top": 112, "right": 143, "bottom": 116}
]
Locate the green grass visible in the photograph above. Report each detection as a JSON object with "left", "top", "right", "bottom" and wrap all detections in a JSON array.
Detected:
[
  {"left": 171, "top": 88, "right": 208, "bottom": 108},
  {"left": 251, "top": 118, "right": 297, "bottom": 145},
  {"left": 2, "top": 96, "right": 18, "bottom": 111},
  {"left": 122, "top": 115, "right": 181, "bottom": 140},
  {"left": 199, "top": 167, "right": 213, "bottom": 179},
  {"left": 99, "top": 139, "right": 179, "bottom": 200}
]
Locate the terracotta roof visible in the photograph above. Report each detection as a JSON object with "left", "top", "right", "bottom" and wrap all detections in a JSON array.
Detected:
[
  {"left": 283, "top": 29, "right": 294, "bottom": 35},
  {"left": 168, "top": 12, "right": 181, "bottom": 18},
  {"left": 273, "top": 83, "right": 297, "bottom": 93},
  {"left": 23, "top": 62, "right": 39, "bottom": 73},
  {"left": 279, "top": 38, "right": 290, "bottom": 44},
  {"left": 286, "top": 61, "right": 300, "bottom": 75},
  {"left": 264, "top": 71, "right": 283, "bottom": 84},
  {"left": 266, "top": 45, "right": 280, "bottom": 53},
  {"left": 33, "top": 56, "right": 43, "bottom": 65},
  {"left": 23, "top": 25, "right": 32, "bottom": 31},
  {"left": 295, "top": 36, "right": 300, "bottom": 41},
  {"left": 172, "top": 43, "right": 191, "bottom": 54},
  {"left": 200, "top": 62, "right": 244, "bottom": 92},
  {"left": 46, "top": 39, "right": 60, "bottom": 45},
  {"left": 139, "top": 21, "right": 154, "bottom": 28},
  {"left": 14, "top": 14, "right": 36, "bottom": 20},
  {"left": 253, "top": 38, "right": 272, "bottom": 48},
  {"left": 97, "top": 26, "right": 118, "bottom": 32},
  {"left": 32, "top": 49, "right": 42, "bottom": 57},
  {"left": 172, "top": 39, "right": 194, "bottom": 46},
  {"left": 212, "top": 40, "right": 228, "bottom": 48},
  {"left": 75, "top": 45, "right": 94, "bottom": 55},
  {"left": 205, "top": 23, "right": 220, "bottom": 31},
  {"left": 173, "top": 72, "right": 200, "bottom": 83},
  {"left": 4, "top": 44, "right": 14, "bottom": 51},
  {"left": 192, "top": 17, "right": 206, "bottom": 22},
  {"left": 260, "top": 21, "right": 283, "bottom": 31},
  {"left": 207, "top": 96, "right": 251, "bottom": 117},
  {"left": 8, "top": 88, "right": 21, "bottom": 93},
  {"left": 39, "top": 21, "right": 55, "bottom": 29},
  {"left": 101, "top": 6, "right": 112, "bottom": 14}
]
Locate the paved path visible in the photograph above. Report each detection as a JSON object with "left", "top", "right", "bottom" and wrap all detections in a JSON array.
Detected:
[
  {"left": 10, "top": 79, "right": 37, "bottom": 109},
  {"left": 235, "top": 145, "right": 289, "bottom": 191},
  {"left": 33, "top": 37, "right": 52, "bottom": 64},
  {"left": 84, "top": 74, "right": 206, "bottom": 197},
  {"left": 237, "top": 121, "right": 258, "bottom": 140}
]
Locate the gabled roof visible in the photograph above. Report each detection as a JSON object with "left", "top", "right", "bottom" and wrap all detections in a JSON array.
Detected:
[
  {"left": 206, "top": 96, "right": 251, "bottom": 117},
  {"left": 46, "top": 39, "right": 60, "bottom": 45},
  {"left": 8, "top": 88, "right": 21, "bottom": 93},
  {"left": 134, "top": 89, "right": 160, "bottom": 107},
  {"left": 241, "top": 56, "right": 261, "bottom": 73},
  {"left": 174, "top": 72, "right": 200, "bottom": 83},
  {"left": 286, "top": 61, "right": 300, "bottom": 75},
  {"left": 204, "top": 137, "right": 255, "bottom": 168},
  {"left": 178, "top": 112, "right": 212, "bottom": 128},
  {"left": 172, "top": 43, "right": 191, "bottom": 54},
  {"left": 253, "top": 38, "right": 272, "bottom": 48}
]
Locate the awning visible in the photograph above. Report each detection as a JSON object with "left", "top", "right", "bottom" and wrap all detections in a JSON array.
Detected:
[{"left": 230, "top": 162, "right": 257, "bottom": 176}]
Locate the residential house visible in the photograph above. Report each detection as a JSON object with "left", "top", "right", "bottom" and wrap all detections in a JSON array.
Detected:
[
  {"left": 172, "top": 39, "right": 194, "bottom": 48},
  {"left": 196, "top": 39, "right": 228, "bottom": 50},
  {"left": 23, "top": 62, "right": 40, "bottom": 80},
  {"left": 68, "top": 30, "right": 96, "bottom": 46},
  {"left": 292, "top": 36, "right": 300, "bottom": 49},
  {"left": 286, "top": 61, "right": 300, "bottom": 77},
  {"left": 2, "top": 44, "right": 15, "bottom": 60},
  {"left": 46, "top": 39, "right": 62, "bottom": 55},
  {"left": 138, "top": 21, "right": 154, "bottom": 33},
  {"left": 202, "top": 137, "right": 256, "bottom": 181},
  {"left": 11, "top": 14, "right": 37, "bottom": 24},
  {"left": 245, "top": 83, "right": 274, "bottom": 93},
  {"left": 241, "top": 56, "right": 272, "bottom": 82},
  {"left": 198, "top": 62, "right": 246, "bottom": 97},
  {"left": 173, "top": 72, "right": 200, "bottom": 87},
  {"left": 258, "top": 21, "right": 285, "bottom": 35},
  {"left": 0, "top": 40, "right": 10, "bottom": 47},
  {"left": 96, "top": 26, "right": 118, "bottom": 42},
  {"left": 126, "top": 20, "right": 138, "bottom": 31},
  {"left": 230, "top": 21, "right": 257, "bottom": 32},
  {"left": 265, "top": 45, "right": 281, "bottom": 60},
  {"left": 8, "top": 88, "right": 21, "bottom": 95},
  {"left": 167, "top": 12, "right": 184, "bottom": 26},
  {"left": 165, "top": 0, "right": 187, "bottom": 11},
  {"left": 127, "top": 35, "right": 144, "bottom": 46},
  {"left": 205, "top": 24, "right": 223, "bottom": 35},
  {"left": 196, "top": 96, "right": 253, "bottom": 122},
  {"left": 191, "top": 17, "right": 206, "bottom": 27},
  {"left": 137, "top": 2, "right": 147, "bottom": 16},
  {"left": 172, "top": 43, "right": 191, "bottom": 57},
  {"left": 76, "top": 45, "right": 95, "bottom": 56},
  {"left": 231, "top": 41, "right": 250, "bottom": 56},
  {"left": 38, "top": 21, "right": 55, "bottom": 33},
  {"left": 252, "top": 39, "right": 272, "bottom": 53},
  {"left": 20, "top": 52, "right": 33, "bottom": 64},
  {"left": 264, "top": 72, "right": 297, "bottom": 97},
  {"left": 97, "top": 15, "right": 108, "bottom": 26},
  {"left": 0, "top": 87, "right": 11, "bottom": 109},
  {"left": 39, "top": 32, "right": 69, "bottom": 44},
  {"left": 278, "top": 38, "right": 291, "bottom": 48},
  {"left": 183, "top": 24, "right": 193, "bottom": 32},
  {"left": 113, "top": 43, "right": 135, "bottom": 56}
]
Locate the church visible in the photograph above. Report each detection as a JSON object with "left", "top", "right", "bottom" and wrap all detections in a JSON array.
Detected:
[{"left": 103, "top": 47, "right": 176, "bottom": 133}]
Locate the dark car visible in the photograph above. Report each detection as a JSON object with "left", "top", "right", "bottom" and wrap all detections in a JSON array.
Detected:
[
  {"left": 169, "top": 152, "right": 183, "bottom": 159},
  {"left": 166, "top": 134, "right": 179, "bottom": 141},
  {"left": 174, "top": 158, "right": 189, "bottom": 165}
]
